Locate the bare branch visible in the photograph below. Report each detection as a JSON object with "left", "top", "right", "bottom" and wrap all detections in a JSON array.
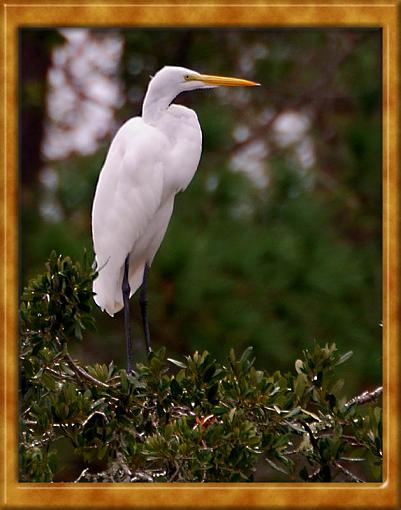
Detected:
[
  {"left": 345, "top": 386, "right": 383, "bottom": 408},
  {"left": 334, "top": 461, "right": 364, "bottom": 483},
  {"left": 64, "top": 352, "right": 109, "bottom": 389}
]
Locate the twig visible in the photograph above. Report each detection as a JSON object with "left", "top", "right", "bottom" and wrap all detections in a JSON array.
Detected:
[
  {"left": 334, "top": 461, "right": 364, "bottom": 483},
  {"left": 345, "top": 386, "right": 383, "bottom": 408},
  {"left": 45, "top": 366, "right": 75, "bottom": 381},
  {"left": 168, "top": 461, "right": 183, "bottom": 482},
  {"left": 65, "top": 352, "right": 109, "bottom": 389},
  {"left": 74, "top": 467, "right": 90, "bottom": 483}
]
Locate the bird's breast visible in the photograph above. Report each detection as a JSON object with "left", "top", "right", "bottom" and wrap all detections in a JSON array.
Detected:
[{"left": 158, "top": 105, "right": 202, "bottom": 195}]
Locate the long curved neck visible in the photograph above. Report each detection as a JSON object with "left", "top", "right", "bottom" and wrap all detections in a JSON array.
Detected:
[{"left": 142, "top": 81, "right": 178, "bottom": 125}]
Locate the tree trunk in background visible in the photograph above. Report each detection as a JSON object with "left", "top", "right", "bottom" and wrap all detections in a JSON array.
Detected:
[{"left": 20, "top": 31, "right": 62, "bottom": 184}]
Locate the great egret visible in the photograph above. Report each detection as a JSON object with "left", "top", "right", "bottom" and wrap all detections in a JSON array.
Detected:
[{"left": 92, "top": 66, "right": 259, "bottom": 372}]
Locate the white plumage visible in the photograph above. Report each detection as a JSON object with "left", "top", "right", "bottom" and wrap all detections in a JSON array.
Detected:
[{"left": 92, "top": 66, "right": 258, "bottom": 317}]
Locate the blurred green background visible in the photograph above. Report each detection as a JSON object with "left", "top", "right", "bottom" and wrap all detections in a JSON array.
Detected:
[{"left": 20, "top": 28, "right": 382, "bottom": 395}]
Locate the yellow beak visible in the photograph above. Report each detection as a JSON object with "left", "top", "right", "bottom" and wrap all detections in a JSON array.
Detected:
[{"left": 189, "top": 73, "right": 260, "bottom": 87}]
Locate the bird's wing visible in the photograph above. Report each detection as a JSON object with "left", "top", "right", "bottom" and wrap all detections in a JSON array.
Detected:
[{"left": 92, "top": 117, "right": 169, "bottom": 315}]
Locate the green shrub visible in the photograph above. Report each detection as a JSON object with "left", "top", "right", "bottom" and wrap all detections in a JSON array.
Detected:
[{"left": 20, "top": 253, "right": 382, "bottom": 482}]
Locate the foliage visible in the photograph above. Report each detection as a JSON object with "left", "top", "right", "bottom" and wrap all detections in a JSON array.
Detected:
[{"left": 20, "top": 254, "right": 382, "bottom": 483}]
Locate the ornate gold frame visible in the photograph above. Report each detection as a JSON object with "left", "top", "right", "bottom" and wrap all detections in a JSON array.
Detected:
[{"left": 1, "top": 1, "right": 399, "bottom": 508}]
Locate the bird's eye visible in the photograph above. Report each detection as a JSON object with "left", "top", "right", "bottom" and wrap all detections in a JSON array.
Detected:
[{"left": 184, "top": 74, "right": 190, "bottom": 81}]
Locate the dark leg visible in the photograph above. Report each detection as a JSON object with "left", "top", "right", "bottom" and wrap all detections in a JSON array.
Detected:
[
  {"left": 139, "top": 263, "right": 151, "bottom": 355},
  {"left": 122, "top": 256, "right": 133, "bottom": 373}
]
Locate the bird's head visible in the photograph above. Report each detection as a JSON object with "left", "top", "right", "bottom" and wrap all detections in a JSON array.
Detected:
[
  {"left": 142, "top": 66, "right": 259, "bottom": 123},
  {"left": 149, "top": 65, "right": 260, "bottom": 94}
]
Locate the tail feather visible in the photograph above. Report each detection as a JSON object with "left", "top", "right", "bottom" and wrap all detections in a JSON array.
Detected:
[
  {"left": 93, "top": 256, "right": 145, "bottom": 316},
  {"left": 128, "top": 261, "right": 145, "bottom": 299}
]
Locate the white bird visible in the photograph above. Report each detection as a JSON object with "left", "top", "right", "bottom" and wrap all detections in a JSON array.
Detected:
[{"left": 92, "top": 65, "right": 259, "bottom": 371}]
